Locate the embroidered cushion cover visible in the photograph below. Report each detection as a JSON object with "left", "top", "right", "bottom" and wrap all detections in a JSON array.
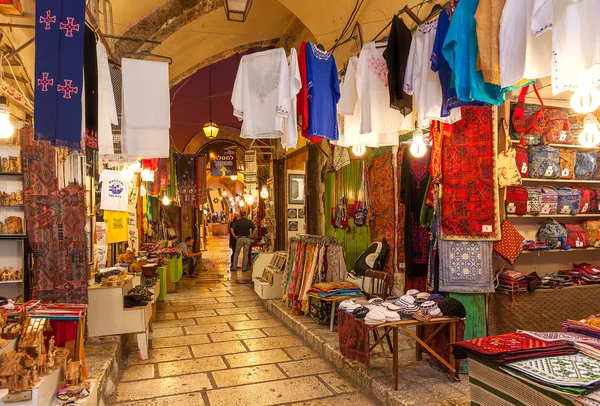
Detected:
[
  {"left": 507, "top": 353, "right": 600, "bottom": 387},
  {"left": 493, "top": 220, "right": 524, "bottom": 264}
]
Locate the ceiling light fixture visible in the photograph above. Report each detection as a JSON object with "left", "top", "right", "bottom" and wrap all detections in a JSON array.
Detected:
[
  {"left": 571, "top": 85, "right": 600, "bottom": 114},
  {"left": 352, "top": 145, "right": 366, "bottom": 157},
  {"left": 579, "top": 113, "right": 600, "bottom": 147},
  {"left": 162, "top": 193, "right": 171, "bottom": 205},
  {"left": 141, "top": 169, "right": 155, "bottom": 182},
  {"left": 223, "top": 0, "right": 253, "bottom": 22},
  {"left": 246, "top": 194, "right": 254, "bottom": 205},
  {"left": 260, "top": 186, "right": 268, "bottom": 199},
  {"left": 410, "top": 128, "right": 427, "bottom": 158},
  {"left": 230, "top": 174, "right": 237, "bottom": 181},
  {"left": 203, "top": 64, "right": 219, "bottom": 139},
  {"left": 121, "top": 166, "right": 134, "bottom": 182}
]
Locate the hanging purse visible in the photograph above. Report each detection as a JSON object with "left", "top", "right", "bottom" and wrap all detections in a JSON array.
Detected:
[
  {"left": 497, "top": 118, "right": 522, "bottom": 188},
  {"left": 354, "top": 162, "right": 370, "bottom": 227},
  {"left": 506, "top": 186, "right": 528, "bottom": 215},
  {"left": 563, "top": 223, "right": 590, "bottom": 248},
  {"left": 331, "top": 172, "right": 349, "bottom": 229},
  {"left": 575, "top": 151, "right": 598, "bottom": 180},
  {"left": 540, "top": 186, "right": 558, "bottom": 215},
  {"left": 493, "top": 220, "right": 525, "bottom": 264},
  {"left": 557, "top": 187, "right": 581, "bottom": 215},
  {"left": 529, "top": 145, "right": 561, "bottom": 179}
]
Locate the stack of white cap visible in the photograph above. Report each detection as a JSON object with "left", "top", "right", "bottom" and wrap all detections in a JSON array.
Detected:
[
  {"left": 339, "top": 300, "right": 355, "bottom": 310},
  {"left": 365, "top": 311, "right": 386, "bottom": 325},
  {"left": 345, "top": 303, "right": 361, "bottom": 314},
  {"left": 382, "top": 310, "right": 400, "bottom": 322}
]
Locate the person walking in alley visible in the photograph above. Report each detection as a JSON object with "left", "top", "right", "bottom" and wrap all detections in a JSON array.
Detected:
[{"left": 231, "top": 211, "right": 255, "bottom": 272}]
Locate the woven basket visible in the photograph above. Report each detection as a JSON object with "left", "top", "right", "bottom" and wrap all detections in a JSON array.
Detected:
[{"left": 488, "top": 284, "right": 600, "bottom": 335}]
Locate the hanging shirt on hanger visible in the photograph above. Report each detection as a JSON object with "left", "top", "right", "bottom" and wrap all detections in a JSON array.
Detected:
[
  {"left": 531, "top": 0, "right": 600, "bottom": 95},
  {"left": 442, "top": 0, "right": 507, "bottom": 106},
  {"left": 405, "top": 20, "right": 461, "bottom": 128},
  {"left": 281, "top": 48, "right": 302, "bottom": 150},
  {"left": 357, "top": 42, "right": 414, "bottom": 140},
  {"left": 104, "top": 210, "right": 129, "bottom": 243},
  {"left": 99, "top": 169, "right": 128, "bottom": 212},
  {"left": 232, "top": 48, "right": 292, "bottom": 139},
  {"left": 499, "top": 0, "right": 552, "bottom": 88},
  {"left": 306, "top": 43, "right": 340, "bottom": 141},
  {"left": 383, "top": 15, "right": 413, "bottom": 115}
]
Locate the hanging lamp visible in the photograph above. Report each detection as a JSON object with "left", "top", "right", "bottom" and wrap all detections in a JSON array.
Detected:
[
  {"left": 223, "top": 0, "right": 253, "bottom": 22},
  {"left": 203, "top": 64, "right": 219, "bottom": 139}
]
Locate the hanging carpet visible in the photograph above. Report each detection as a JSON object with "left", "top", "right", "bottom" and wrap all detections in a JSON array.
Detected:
[{"left": 175, "top": 154, "right": 196, "bottom": 207}]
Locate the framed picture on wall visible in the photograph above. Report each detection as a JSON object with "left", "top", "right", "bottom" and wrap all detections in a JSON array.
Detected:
[
  {"left": 288, "top": 174, "right": 305, "bottom": 205},
  {"left": 288, "top": 221, "right": 298, "bottom": 232},
  {"left": 298, "top": 208, "right": 305, "bottom": 218},
  {"left": 288, "top": 209, "right": 297, "bottom": 219}
]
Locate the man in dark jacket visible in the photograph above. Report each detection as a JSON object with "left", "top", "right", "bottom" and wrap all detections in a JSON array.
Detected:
[
  {"left": 231, "top": 211, "right": 255, "bottom": 272},
  {"left": 229, "top": 213, "right": 240, "bottom": 263}
]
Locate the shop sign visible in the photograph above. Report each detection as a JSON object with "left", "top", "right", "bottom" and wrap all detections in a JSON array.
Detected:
[{"left": 210, "top": 150, "right": 237, "bottom": 177}]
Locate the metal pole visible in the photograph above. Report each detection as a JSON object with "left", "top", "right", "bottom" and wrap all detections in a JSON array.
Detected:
[
  {"left": 0, "top": 23, "right": 34, "bottom": 29},
  {"left": 4, "top": 37, "right": 35, "bottom": 59},
  {"left": 104, "top": 34, "right": 161, "bottom": 45}
]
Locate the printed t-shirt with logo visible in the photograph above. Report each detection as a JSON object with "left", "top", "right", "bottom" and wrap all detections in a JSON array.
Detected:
[
  {"left": 104, "top": 211, "right": 129, "bottom": 243},
  {"left": 99, "top": 170, "right": 128, "bottom": 212}
]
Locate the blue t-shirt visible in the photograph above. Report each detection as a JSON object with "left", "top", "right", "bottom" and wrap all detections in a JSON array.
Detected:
[
  {"left": 441, "top": 0, "right": 506, "bottom": 106},
  {"left": 306, "top": 43, "right": 340, "bottom": 141},
  {"left": 431, "top": 4, "right": 485, "bottom": 116}
]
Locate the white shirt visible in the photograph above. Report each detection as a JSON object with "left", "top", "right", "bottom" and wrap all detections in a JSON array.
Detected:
[
  {"left": 532, "top": 0, "right": 600, "bottom": 95},
  {"left": 99, "top": 170, "right": 129, "bottom": 212},
  {"left": 97, "top": 41, "right": 118, "bottom": 155},
  {"left": 404, "top": 20, "right": 460, "bottom": 128},
  {"left": 281, "top": 48, "right": 302, "bottom": 150},
  {"left": 356, "top": 42, "right": 414, "bottom": 141},
  {"left": 499, "top": 0, "right": 552, "bottom": 88},
  {"left": 232, "top": 48, "right": 292, "bottom": 139}
]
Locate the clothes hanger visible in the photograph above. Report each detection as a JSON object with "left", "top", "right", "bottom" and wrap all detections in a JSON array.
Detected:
[
  {"left": 425, "top": 4, "right": 444, "bottom": 21},
  {"left": 317, "top": 44, "right": 326, "bottom": 52},
  {"left": 375, "top": 35, "right": 389, "bottom": 49},
  {"left": 120, "top": 50, "right": 173, "bottom": 64}
]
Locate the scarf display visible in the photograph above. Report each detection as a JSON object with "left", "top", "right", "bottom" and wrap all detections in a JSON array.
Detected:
[
  {"left": 34, "top": 0, "right": 86, "bottom": 150},
  {"left": 175, "top": 154, "right": 196, "bottom": 207}
]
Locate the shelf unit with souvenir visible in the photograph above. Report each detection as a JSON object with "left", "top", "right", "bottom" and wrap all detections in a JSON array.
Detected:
[
  {"left": 510, "top": 140, "right": 600, "bottom": 151},
  {"left": 520, "top": 178, "right": 600, "bottom": 184}
]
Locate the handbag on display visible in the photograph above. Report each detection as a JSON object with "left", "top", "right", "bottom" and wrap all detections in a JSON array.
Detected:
[
  {"left": 525, "top": 186, "right": 542, "bottom": 215},
  {"left": 575, "top": 151, "right": 598, "bottom": 180},
  {"left": 493, "top": 220, "right": 525, "bottom": 264},
  {"left": 582, "top": 220, "right": 600, "bottom": 247},
  {"left": 512, "top": 84, "right": 570, "bottom": 146},
  {"left": 331, "top": 172, "right": 349, "bottom": 229},
  {"left": 515, "top": 145, "right": 530, "bottom": 178},
  {"left": 562, "top": 223, "right": 590, "bottom": 248},
  {"left": 591, "top": 189, "right": 600, "bottom": 214},
  {"left": 354, "top": 162, "right": 370, "bottom": 227},
  {"left": 576, "top": 187, "right": 594, "bottom": 214},
  {"left": 540, "top": 186, "right": 558, "bottom": 215},
  {"left": 506, "top": 186, "right": 528, "bottom": 215},
  {"left": 557, "top": 187, "right": 582, "bottom": 215},
  {"left": 559, "top": 149, "right": 577, "bottom": 179},
  {"left": 529, "top": 145, "right": 561, "bottom": 179},
  {"left": 497, "top": 118, "right": 522, "bottom": 188},
  {"left": 536, "top": 218, "right": 567, "bottom": 249}
]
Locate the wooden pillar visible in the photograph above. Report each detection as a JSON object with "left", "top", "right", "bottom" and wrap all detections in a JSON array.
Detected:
[{"left": 306, "top": 142, "right": 327, "bottom": 236}]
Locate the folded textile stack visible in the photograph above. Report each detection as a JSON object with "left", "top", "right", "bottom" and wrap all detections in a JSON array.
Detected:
[
  {"left": 307, "top": 281, "right": 362, "bottom": 297},
  {"left": 563, "top": 315, "right": 600, "bottom": 339},
  {"left": 574, "top": 263, "right": 600, "bottom": 284},
  {"left": 518, "top": 330, "right": 600, "bottom": 348},
  {"left": 452, "top": 332, "right": 578, "bottom": 363},
  {"left": 496, "top": 269, "right": 528, "bottom": 293}
]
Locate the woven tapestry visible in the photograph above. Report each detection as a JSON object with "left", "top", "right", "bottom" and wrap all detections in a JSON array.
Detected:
[
  {"left": 440, "top": 106, "right": 500, "bottom": 240},
  {"left": 396, "top": 145, "right": 406, "bottom": 267},
  {"left": 369, "top": 152, "right": 395, "bottom": 285},
  {"left": 22, "top": 126, "right": 88, "bottom": 303},
  {"left": 439, "top": 240, "right": 495, "bottom": 293},
  {"left": 338, "top": 310, "right": 371, "bottom": 366},
  {"left": 175, "top": 154, "right": 196, "bottom": 207}
]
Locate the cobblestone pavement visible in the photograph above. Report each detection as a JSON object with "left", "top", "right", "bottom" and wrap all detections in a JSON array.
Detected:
[{"left": 112, "top": 236, "right": 377, "bottom": 406}]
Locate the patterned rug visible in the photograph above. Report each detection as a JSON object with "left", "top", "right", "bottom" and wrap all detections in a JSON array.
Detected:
[
  {"left": 439, "top": 240, "right": 495, "bottom": 293},
  {"left": 440, "top": 106, "right": 500, "bottom": 241},
  {"left": 22, "top": 126, "right": 88, "bottom": 303},
  {"left": 507, "top": 354, "right": 600, "bottom": 388}
]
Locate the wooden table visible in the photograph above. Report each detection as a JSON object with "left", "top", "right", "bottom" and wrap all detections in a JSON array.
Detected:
[{"left": 306, "top": 293, "right": 364, "bottom": 331}]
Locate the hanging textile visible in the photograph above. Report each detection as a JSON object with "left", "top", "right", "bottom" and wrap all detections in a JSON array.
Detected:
[
  {"left": 396, "top": 145, "right": 407, "bottom": 268},
  {"left": 196, "top": 155, "right": 207, "bottom": 206},
  {"left": 281, "top": 48, "right": 302, "bottom": 150},
  {"left": 97, "top": 40, "right": 118, "bottom": 155},
  {"left": 439, "top": 240, "right": 495, "bottom": 293},
  {"left": 440, "top": 106, "right": 500, "bottom": 240},
  {"left": 297, "top": 42, "right": 317, "bottom": 142},
  {"left": 369, "top": 152, "right": 396, "bottom": 283},
  {"left": 382, "top": 15, "right": 413, "bottom": 115},
  {"left": 22, "top": 126, "right": 88, "bottom": 303},
  {"left": 175, "top": 154, "right": 197, "bottom": 207},
  {"left": 474, "top": 0, "right": 506, "bottom": 85},
  {"left": 83, "top": 26, "right": 98, "bottom": 146},
  {"left": 34, "top": 0, "right": 86, "bottom": 150}
]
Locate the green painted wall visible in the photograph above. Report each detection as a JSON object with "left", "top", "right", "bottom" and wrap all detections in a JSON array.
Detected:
[
  {"left": 325, "top": 161, "right": 371, "bottom": 269},
  {"left": 449, "top": 293, "right": 486, "bottom": 373}
]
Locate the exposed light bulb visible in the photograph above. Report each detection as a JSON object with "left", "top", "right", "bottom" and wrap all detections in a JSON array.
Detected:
[
  {"left": 0, "top": 105, "right": 14, "bottom": 140},
  {"left": 246, "top": 194, "right": 254, "bottom": 205},
  {"left": 352, "top": 145, "right": 366, "bottom": 156},
  {"left": 222, "top": 190, "right": 228, "bottom": 197},
  {"left": 239, "top": 199, "right": 245, "bottom": 207},
  {"left": 141, "top": 169, "right": 154, "bottom": 182},
  {"left": 571, "top": 86, "right": 600, "bottom": 114},
  {"left": 121, "top": 166, "right": 134, "bottom": 182},
  {"left": 230, "top": 175, "right": 237, "bottom": 181},
  {"left": 579, "top": 113, "right": 600, "bottom": 147},
  {"left": 410, "top": 129, "right": 427, "bottom": 158},
  {"left": 129, "top": 160, "right": 142, "bottom": 172},
  {"left": 140, "top": 185, "right": 147, "bottom": 196},
  {"left": 260, "top": 186, "right": 269, "bottom": 199},
  {"left": 162, "top": 194, "right": 171, "bottom": 205}
]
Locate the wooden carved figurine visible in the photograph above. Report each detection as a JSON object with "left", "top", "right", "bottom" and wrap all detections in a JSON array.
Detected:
[
  {"left": 8, "top": 156, "right": 18, "bottom": 173},
  {"left": 20, "top": 368, "right": 30, "bottom": 392},
  {"left": 15, "top": 190, "right": 22, "bottom": 205},
  {"left": 1, "top": 158, "right": 8, "bottom": 173},
  {"left": 5, "top": 216, "right": 22, "bottom": 234}
]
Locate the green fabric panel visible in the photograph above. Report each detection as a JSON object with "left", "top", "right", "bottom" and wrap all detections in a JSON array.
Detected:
[
  {"left": 156, "top": 266, "right": 167, "bottom": 301},
  {"left": 449, "top": 293, "right": 486, "bottom": 373},
  {"left": 169, "top": 256, "right": 183, "bottom": 283},
  {"left": 324, "top": 162, "right": 371, "bottom": 270}
]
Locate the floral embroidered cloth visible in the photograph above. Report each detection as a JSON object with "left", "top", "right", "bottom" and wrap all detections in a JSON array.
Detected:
[
  {"left": 439, "top": 240, "right": 495, "bottom": 293},
  {"left": 507, "top": 354, "right": 600, "bottom": 387},
  {"left": 518, "top": 331, "right": 600, "bottom": 348},
  {"left": 440, "top": 106, "right": 500, "bottom": 240}
]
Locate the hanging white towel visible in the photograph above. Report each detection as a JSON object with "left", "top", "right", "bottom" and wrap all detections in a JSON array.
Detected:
[
  {"left": 121, "top": 58, "right": 170, "bottom": 158},
  {"left": 97, "top": 41, "right": 118, "bottom": 155}
]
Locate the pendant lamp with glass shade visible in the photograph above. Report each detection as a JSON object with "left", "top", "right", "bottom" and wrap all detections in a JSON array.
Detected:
[
  {"left": 223, "top": 0, "right": 253, "bottom": 22},
  {"left": 203, "top": 64, "right": 219, "bottom": 139}
]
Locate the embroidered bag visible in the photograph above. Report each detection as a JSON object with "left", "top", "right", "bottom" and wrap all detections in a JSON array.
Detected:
[
  {"left": 597, "top": 152, "right": 600, "bottom": 179},
  {"left": 576, "top": 187, "right": 594, "bottom": 214},
  {"left": 529, "top": 145, "right": 560, "bottom": 179},
  {"left": 562, "top": 223, "right": 590, "bottom": 248},
  {"left": 540, "top": 186, "right": 558, "bottom": 215},
  {"left": 354, "top": 162, "right": 370, "bottom": 227},
  {"left": 559, "top": 149, "right": 576, "bottom": 179},
  {"left": 493, "top": 220, "right": 525, "bottom": 264},
  {"left": 497, "top": 118, "right": 522, "bottom": 188},
  {"left": 582, "top": 220, "right": 600, "bottom": 247},
  {"left": 557, "top": 187, "right": 581, "bottom": 215},
  {"left": 506, "top": 186, "right": 528, "bottom": 215},
  {"left": 575, "top": 151, "right": 598, "bottom": 180},
  {"left": 525, "top": 187, "right": 542, "bottom": 215},
  {"left": 515, "top": 145, "right": 529, "bottom": 178},
  {"left": 331, "top": 172, "right": 348, "bottom": 229},
  {"left": 591, "top": 189, "right": 600, "bottom": 214},
  {"left": 536, "top": 218, "right": 567, "bottom": 249}
]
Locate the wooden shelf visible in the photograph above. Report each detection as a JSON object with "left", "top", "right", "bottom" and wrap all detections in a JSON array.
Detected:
[
  {"left": 508, "top": 214, "right": 600, "bottom": 218},
  {"left": 511, "top": 140, "right": 600, "bottom": 150},
  {"left": 522, "top": 247, "right": 600, "bottom": 254},
  {"left": 0, "top": 234, "right": 26, "bottom": 240},
  {"left": 0, "top": 280, "right": 22, "bottom": 284},
  {"left": 521, "top": 178, "right": 600, "bottom": 184},
  {"left": 0, "top": 205, "right": 23, "bottom": 208},
  {"left": 0, "top": 172, "right": 22, "bottom": 176}
]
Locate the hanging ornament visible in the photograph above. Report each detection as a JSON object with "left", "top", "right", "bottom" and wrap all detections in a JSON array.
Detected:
[
  {"left": 410, "top": 129, "right": 427, "bottom": 158},
  {"left": 239, "top": 199, "right": 245, "bottom": 207},
  {"left": 129, "top": 160, "right": 142, "bottom": 172},
  {"left": 246, "top": 194, "right": 254, "bottom": 205},
  {"left": 121, "top": 166, "right": 134, "bottom": 182},
  {"left": 579, "top": 113, "right": 600, "bottom": 147}
]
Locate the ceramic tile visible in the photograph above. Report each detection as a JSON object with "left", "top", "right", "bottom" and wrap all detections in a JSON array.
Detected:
[
  {"left": 225, "top": 349, "right": 291, "bottom": 368},
  {"left": 194, "top": 314, "right": 249, "bottom": 325},
  {"left": 128, "top": 347, "right": 192, "bottom": 366},
  {"left": 151, "top": 327, "right": 184, "bottom": 339},
  {"left": 184, "top": 323, "right": 232, "bottom": 335},
  {"left": 190, "top": 340, "right": 247, "bottom": 358},
  {"left": 212, "top": 364, "right": 285, "bottom": 388},
  {"left": 157, "top": 356, "right": 227, "bottom": 377},
  {"left": 209, "top": 329, "right": 266, "bottom": 342},
  {"left": 244, "top": 335, "right": 305, "bottom": 351},
  {"left": 319, "top": 372, "right": 356, "bottom": 394},
  {"left": 116, "top": 373, "right": 211, "bottom": 402},
  {"left": 285, "top": 346, "right": 319, "bottom": 360},
  {"left": 152, "top": 334, "right": 210, "bottom": 349},
  {"left": 121, "top": 365, "right": 155, "bottom": 382},
  {"left": 262, "top": 326, "right": 291, "bottom": 337},
  {"left": 114, "top": 393, "right": 207, "bottom": 406},
  {"left": 230, "top": 319, "right": 281, "bottom": 330},
  {"left": 206, "top": 376, "right": 332, "bottom": 406},
  {"left": 279, "top": 358, "right": 335, "bottom": 377},
  {"left": 175, "top": 309, "right": 217, "bottom": 319},
  {"left": 215, "top": 306, "right": 266, "bottom": 316}
]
